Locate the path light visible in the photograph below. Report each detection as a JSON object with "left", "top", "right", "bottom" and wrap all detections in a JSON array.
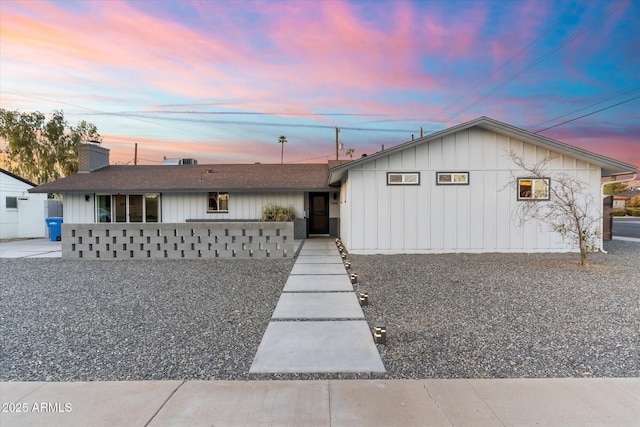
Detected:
[
  {"left": 359, "top": 293, "right": 368, "bottom": 306},
  {"left": 344, "top": 261, "right": 351, "bottom": 269},
  {"left": 341, "top": 253, "right": 347, "bottom": 259},
  {"left": 350, "top": 273, "right": 358, "bottom": 284},
  {"left": 374, "top": 322, "right": 386, "bottom": 344}
]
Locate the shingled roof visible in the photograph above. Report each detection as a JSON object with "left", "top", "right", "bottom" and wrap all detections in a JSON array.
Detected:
[{"left": 29, "top": 163, "right": 332, "bottom": 193}]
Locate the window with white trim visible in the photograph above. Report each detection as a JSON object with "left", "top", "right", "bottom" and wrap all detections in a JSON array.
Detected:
[
  {"left": 387, "top": 172, "right": 420, "bottom": 185},
  {"left": 208, "top": 192, "right": 229, "bottom": 212},
  {"left": 518, "top": 178, "right": 550, "bottom": 200}
]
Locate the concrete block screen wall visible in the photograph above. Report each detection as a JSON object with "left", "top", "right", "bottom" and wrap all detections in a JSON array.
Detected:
[{"left": 61, "top": 222, "right": 294, "bottom": 259}]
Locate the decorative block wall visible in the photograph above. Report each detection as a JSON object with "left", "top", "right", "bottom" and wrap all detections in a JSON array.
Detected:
[{"left": 61, "top": 222, "right": 294, "bottom": 259}]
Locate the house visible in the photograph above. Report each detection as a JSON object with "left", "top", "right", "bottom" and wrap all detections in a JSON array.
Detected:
[
  {"left": 29, "top": 117, "right": 636, "bottom": 258},
  {"left": 0, "top": 168, "right": 53, "bottom": 239},
  {"left": 613, "top": 190, "right": 640, "bottom": 209},
  {"left": 328, "top": 117, "right": 636, "bottom": 254}
]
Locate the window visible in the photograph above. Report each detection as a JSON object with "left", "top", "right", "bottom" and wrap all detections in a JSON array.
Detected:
[
  {"left": 6, "top": 196, "right": 18, "bottom": 209},
  {"left": 436, "top": 172, "right": 469, "bottom": 185},
  {"left": 518, "top": 178, "right": 550, "bottom": 200},
  {"left": 208, "top": 192, "right": 229, "bottom": 212},
  {"left": 97, "top": 195, "right": 112, "bottom": 222},
  {"left": 96, "top": 194, "right": 161, "bottom": 222},
  {"left": 387, "top": 173, "right": 420, "bottom": 185}
]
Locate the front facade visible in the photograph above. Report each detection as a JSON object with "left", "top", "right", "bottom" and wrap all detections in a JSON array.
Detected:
[
  {"left": 329, "top": 117, "right": 636, "bottom": 254},
  {"left": 30, "top": 117, "right": 636, "bottom": 258},
  {"left": 0, "top": 169, "right": 49, "bottom": 239}
]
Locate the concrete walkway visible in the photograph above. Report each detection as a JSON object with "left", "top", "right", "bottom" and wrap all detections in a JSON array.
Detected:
[
  {"left": 1, "top": 378, "right": 638, "bottom": 426},
  {"left": 250, "top": 238, "right": 385, "bottom": 374}
]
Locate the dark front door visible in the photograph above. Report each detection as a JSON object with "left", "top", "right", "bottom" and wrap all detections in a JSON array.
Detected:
[{"left": 309, "top": 193, "right": 329, "bottom": 235}]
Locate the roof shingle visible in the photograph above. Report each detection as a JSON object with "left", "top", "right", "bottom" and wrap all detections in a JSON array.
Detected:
[{"left": 30, "top": 163, "right": 332, "bottom": 193}]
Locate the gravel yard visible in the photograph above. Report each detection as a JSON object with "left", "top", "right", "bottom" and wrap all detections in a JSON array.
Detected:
[
  {"left": 1, "top": 259, "right": 291, "bottom": 381},
  {"left": 1, "top": 240, "right": 638, "bottom": 381},
  {"left": 353, "top": 240, "right": 639, "bottom": 379}
]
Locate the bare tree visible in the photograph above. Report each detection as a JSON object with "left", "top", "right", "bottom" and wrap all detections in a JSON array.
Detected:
[{"left": 506, "top": 150, "right": 601, "bottom": 266}]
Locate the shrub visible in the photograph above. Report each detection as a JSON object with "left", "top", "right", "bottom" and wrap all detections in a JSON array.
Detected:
[
  {"left": 612, "top": 208, "right": 627, "bottom": 216},
  {"left": 626, "top": 207, "right": 640, "bottom": 217},
  {"left": 260, "top": 203, "right": 297, "bottom": 222},
  {"left": 627, "top": 196, "right": 640, "bottom": 208}
]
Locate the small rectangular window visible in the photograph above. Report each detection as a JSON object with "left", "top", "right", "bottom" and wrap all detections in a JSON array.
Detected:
[
  {"left": 6, "top": 196, "right": 18, "bottom": 209},
  {"left": 387, "top": 173, "right": 420, "bottom": 185},
  {"left": 518, "top": 178, "right": 550, "bottom": 200},
  {"left": 436, "top": 172, "right": 469, "bottom": 185},
  {"left": 208, "top": 192, "right": 229, "bottom": 212}
]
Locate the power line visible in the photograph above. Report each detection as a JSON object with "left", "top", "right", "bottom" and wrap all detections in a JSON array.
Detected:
[
  {"left": 527, "top": 86, "right": 640, "bottom": 132},
  {"left": 428, "top": 9, "right": 566, "bottom": 125},
  {"left": 533, "top": 96, "right": 640, "bottom": 133},
  {"left": 120, "top": 113, "right": 418, "bottom": 133},
  {"left": 422, "top": 0, "right": 627, "bottom": 134}
]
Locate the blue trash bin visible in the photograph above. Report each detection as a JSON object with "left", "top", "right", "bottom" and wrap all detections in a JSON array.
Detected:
[{"left": 46, "top": 217, "right": 63, "bottom": 242}]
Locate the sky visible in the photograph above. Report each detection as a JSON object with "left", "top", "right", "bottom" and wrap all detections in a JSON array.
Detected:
[{"left": 1, "top": 0, "right": 638, "bottom": 168}]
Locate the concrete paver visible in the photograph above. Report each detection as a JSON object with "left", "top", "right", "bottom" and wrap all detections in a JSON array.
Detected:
[
  {"left": 272, "top": 292, "right": 364, "bottom": 319},
  {"left": 298, "top": 248, "right": 343, "bottom": 256},
  {"left": 290, "top": 263, "right": 347, "bottom": 275},
  {"left": 249, "top": 321, "right": 386, "bottom": 373},
  {"left": 283, "top": 274, "right": 354, "bottom": 292},
  {"left": 294, "top": 255, "right": 344, "bottom": 264}
]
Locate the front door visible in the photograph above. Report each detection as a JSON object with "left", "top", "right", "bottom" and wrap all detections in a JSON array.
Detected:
[{"left": 308, "top": 193, "right": 329, "bottom": 235}]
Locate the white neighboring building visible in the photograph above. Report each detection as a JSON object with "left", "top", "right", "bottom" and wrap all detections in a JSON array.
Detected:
[{"left": 0, "top": 169, "right": 49, "bottom": 239}]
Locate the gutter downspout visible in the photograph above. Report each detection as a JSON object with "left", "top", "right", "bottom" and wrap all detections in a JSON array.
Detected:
[{"left": 600, "top": 174, "right": 637, "bottom": 253}]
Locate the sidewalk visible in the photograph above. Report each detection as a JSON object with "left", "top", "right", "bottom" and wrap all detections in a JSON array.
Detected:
[{"left": 1, "top": 378, "right": 638, "bottom": 426}]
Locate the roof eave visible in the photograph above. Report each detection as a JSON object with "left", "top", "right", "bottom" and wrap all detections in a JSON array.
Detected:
[{"left": 328, "top": 116, "right": 637, "bottom": 183}]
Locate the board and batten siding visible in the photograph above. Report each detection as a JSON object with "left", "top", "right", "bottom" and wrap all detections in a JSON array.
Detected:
[
  {"left": 341, "top": 127, "right": 602, "bottom": 254},
  {"left": 63, "top": 191, "right": 305, "bottom": 223},
  {"left": 162, "top": 191, "right": 304, "bottom": 222}
]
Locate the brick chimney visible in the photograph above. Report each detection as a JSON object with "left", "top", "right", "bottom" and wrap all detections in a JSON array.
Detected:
[{"left": 78, "top": 143, "right": 110, "bottom": 172}]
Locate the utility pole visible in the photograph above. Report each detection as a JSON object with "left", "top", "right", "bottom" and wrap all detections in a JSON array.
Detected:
[
  {"left": 134, "top": 143, "right": 138, "bottom": 165},
  {"left": 335, "top": 127, "right": 340, "bottom": 160}
]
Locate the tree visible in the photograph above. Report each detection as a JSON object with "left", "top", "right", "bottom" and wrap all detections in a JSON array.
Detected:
[
  {"left": 278, "top": 135, "right": 287, "bottom": 164},
  {"left": 602, "top": 182, "right": 628, "bottom": 195},
  {"left": 506, "top": 150, "right": 601, "bottom": 266},
  {"left": 0, "top": 109, "right": 100, "bottom": 184},
  {"left": 346, "top": 148, "right": 355, "bottom": 159}
]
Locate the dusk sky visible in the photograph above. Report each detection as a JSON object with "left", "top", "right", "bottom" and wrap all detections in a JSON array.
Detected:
[{"left": 1, "top": 0, "right": 638, "bottom": 168}]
